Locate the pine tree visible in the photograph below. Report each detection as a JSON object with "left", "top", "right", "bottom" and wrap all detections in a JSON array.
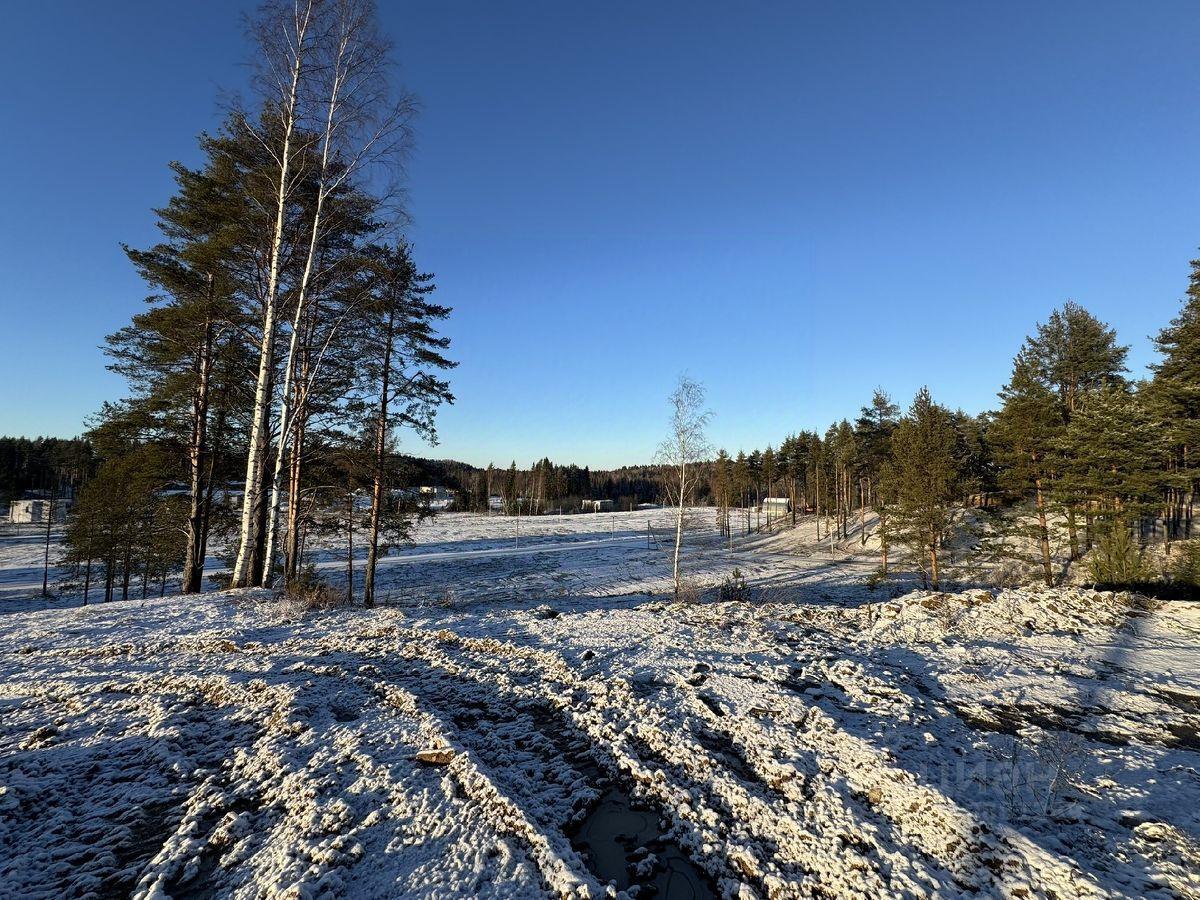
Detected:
[
  {"left": 747, "top": 449, "right": 763, "bottom": 508},
  {"left": 113, "top": 124, "right": 256, "bottom": 593},
  {"left": 762, "top": 446, "right": 776, "bottom": 500},
  {"left": 505, "top": 461, "right": 519, "bottom": 513},
  {"left": 1058, "top": 386, "right": 1161, "bottom": 559},
  {"left": 1012, "top": 301, "right": 1128, "bottom": 561},
  {"left": 713, "top": 448, "right": 732, "bottom": 535},
  {"left": 834, "top": 419, "right": 856, "bottom": 540},
  {"left": 854, "top": 389, "right": 899, "bottom": 555},
  {"left": 61, "top": 444, "right": 185, "bottom": 603},
  {"left": 355, "top": 243, "right": 454, "bottom": 608},
  {"left": 733, "top": 450, "right": 749, "bottom": 512},
  {"left": 990, "top": 350, "right": 1064, "bottom": 585},
  {"left": 778, "top": 434, "right": 806, "bottom": 525},
  {"left": 1148, "top": 257, "right": 1200, "bottom": 542},
  {"left": 1024, "top": 300, "right": 1129, "bottom": 416},
  {"left": 884, "top": 388, "right": 961, "bottom": 589},
  {"left": 807, "top": 433, "right": 825, "bottom": 540}
]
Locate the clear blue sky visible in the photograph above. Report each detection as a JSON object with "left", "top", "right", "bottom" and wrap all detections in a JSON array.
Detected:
[{"left": 2, "top": 2, "right": 1198, "bottom": 468}]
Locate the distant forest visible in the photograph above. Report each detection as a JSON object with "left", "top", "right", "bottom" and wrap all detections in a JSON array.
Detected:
[
  {"left": 0, "top": 437, "right": 95, "bottom": 505},
  {"left": 0, "top": 441, "right": 680, "bottom": 512}
]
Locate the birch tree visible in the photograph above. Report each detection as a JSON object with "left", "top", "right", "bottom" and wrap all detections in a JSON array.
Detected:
[
  {"left": 261, "top": 0, "right": 416, "bottom": 585},
  {"left": 656, "top": 375, "right": 712, "bottom": 602},
  {"left": 231, "top": 0, "right": 320, "bottom": 587}
]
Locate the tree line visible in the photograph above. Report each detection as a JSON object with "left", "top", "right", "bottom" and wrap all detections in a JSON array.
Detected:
[
  {"left": 449, "top": 460, "right": 699, "bottom": 514},
  {"left": 0, "top": 437, "right": 94, "bottom": 506},
  {"left": 710, "top": 288, "right": 1200, "bottom": 590}
]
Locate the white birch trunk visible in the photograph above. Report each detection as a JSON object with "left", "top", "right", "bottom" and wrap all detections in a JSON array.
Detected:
[
  {"left": 261, "top": 35, "right": 350, "bottom": 586},
  {"left": 231, "top": 1, "right": 314, "bottom": 587},
  {"left": 673, "top": 458, "right": 685, "bottom": 601}
]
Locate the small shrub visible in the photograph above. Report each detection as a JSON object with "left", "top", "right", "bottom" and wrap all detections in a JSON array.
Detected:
[
  {"left": 719, "top": 568, "right": 749, "bottom": 602},
  {"left": 1167, "top": 541, "right": 1200, "bottom": 588},
  {"left": 1001, "top": 727, "right": 1086, "bottom": 821},
  {"left": 1087, "top": 524, "right": 1153, "bottom": 586},
  {"left": 673, "top": 577, "right": 705, "bottom": 605},
  {"left": 279, "top": 576, "right": 347, "bottom": 615},
  {"left": 989, "top": 558, "right": 1031, "bottom": 590}
]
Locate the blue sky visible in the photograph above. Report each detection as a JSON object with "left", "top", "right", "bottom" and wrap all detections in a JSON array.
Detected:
[{"left": 2, "top": 2, "right": 1198, "bottom": 468}]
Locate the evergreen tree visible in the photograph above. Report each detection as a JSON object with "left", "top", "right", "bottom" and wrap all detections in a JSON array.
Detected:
[
  {"left": 990, "top": 349, "right": 1064, "bottom": 585},
  {"left": 60, "top": 444, "right": 185, "bottom": 603},
  {"left": 733, "top": 451, "right": 749, "bottom": 509},
  {"left": 712, "top": 448, "right": 732, "bottom": 535},
  {"left": 1148, "top": 257, "right": 1200, "bottom": 542},
  {"left": 354, "top": 243, "right": 454, "bottom": 608},
  {"left": 1024, "top": 300, "right": 1129, "bottom": 415},
  {"left": 762, "top": 445, "right": 776, "bottom": 499},
  {"left": 884, "top": 388, "right": 961, "bottom": 588},
  {"left": 1059, "top": 387, "right": 1161, "bottom": 550},
  {"left": 747, "top": 449, "right": 763, "bottom": 505},
  {"left": 854, "top": 389, "right": 899, "bottom": 555},
  {"left": 1012, "top": 301, "right": 1128, "bottom": 561},
  {"left": 113, "top": 123, "right": 256, "bottom": 592},
  {"left": 505, "top": 461, "right": 519, "bottom": 513}
]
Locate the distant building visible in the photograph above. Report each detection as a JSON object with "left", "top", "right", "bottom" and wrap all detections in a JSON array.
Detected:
[
  {"left": 762, "top": 497, "right": 791, "bottom": 517},
  {"left": 581, "top": 499, "right": 615, "bottom": 513},
  {"left": 214, "top": 487, "right": 245, "bottom": 510},
  {"left": 488, "top": 495, "right": 505, "bottom": 511},
  {"left": 412, "top": 486, "right": 456, "bottom": 510},
  {"left": 9, "top": 499, "right": 69, "bottom": 524}
]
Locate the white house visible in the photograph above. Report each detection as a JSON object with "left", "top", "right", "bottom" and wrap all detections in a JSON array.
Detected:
[
  {"left": 762, "top": 497, "right": 791, "bottom": 518},
  {"left": 9, "top": 499, "right": 70, "bottom": 524}
]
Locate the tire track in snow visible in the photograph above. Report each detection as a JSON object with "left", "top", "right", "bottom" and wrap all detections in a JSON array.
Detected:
[{"left": 383, "top": 620, "right": 1114, "bottom": 899}]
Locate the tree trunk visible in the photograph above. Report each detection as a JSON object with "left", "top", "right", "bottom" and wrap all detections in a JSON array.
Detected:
[
  {"left": 860, "top": 478, "right": 866, "bottom": 545},
  {"left": 673, "top": 459, "right": 686, "bottom": 602},
  {"left": 182, "top": 283, "right": 215, "bottom": 594},
  {"left": 1033, "top": 462, "right": 1054, "bottom": 587},
  {"left": 41, "top": 485, "right": 55, "bottom": 597},
  {"left": 121, "top": 546, "right": 132, "bottom": 602},
  {"left": 364, "top": 309, "right": 396, "bottom": 609},
  {"left": 231, "top": 10, "right": 310, "bottom": 588},
  {"left": 879, "top": 508, "right": 889, "bottom": 575},
  {"left": 284, "top": 414, "right": 305, "bottom": 583},
  {"left": 815, "top": 468, "right": 821, "bottom": 541},
  {"left": 346, "top": 484, "right": 355, "bottom": 604}
]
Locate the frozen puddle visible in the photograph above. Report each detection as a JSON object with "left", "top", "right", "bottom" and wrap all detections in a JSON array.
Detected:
[{"left": 572, "top": 783, "right": 716, "bottom": 899}]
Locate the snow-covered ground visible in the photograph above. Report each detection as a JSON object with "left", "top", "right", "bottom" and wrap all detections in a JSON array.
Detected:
[
  {"left": 1, "top": 512, "right": 1198, "bottom": 898},
  {"left": 0, "top": 509, "right": 884, "bottom": 614}
]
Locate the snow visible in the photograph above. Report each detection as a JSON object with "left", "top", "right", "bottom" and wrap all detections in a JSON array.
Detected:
[{"left": 1, "top": 511, "right": 1199, "bottom": 898}]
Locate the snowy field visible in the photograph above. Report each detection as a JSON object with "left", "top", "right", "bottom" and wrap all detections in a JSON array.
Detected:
[
  {"left": 1, "top": 512, "right": 1199, "bottom": 898},
  {"left": 0, "top": 509, "right": 881, "bottom": 613}
]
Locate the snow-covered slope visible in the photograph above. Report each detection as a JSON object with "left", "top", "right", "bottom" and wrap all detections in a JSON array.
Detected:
[{"left": 2, "top": 582, "right": 1198, "bottom": 898}]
